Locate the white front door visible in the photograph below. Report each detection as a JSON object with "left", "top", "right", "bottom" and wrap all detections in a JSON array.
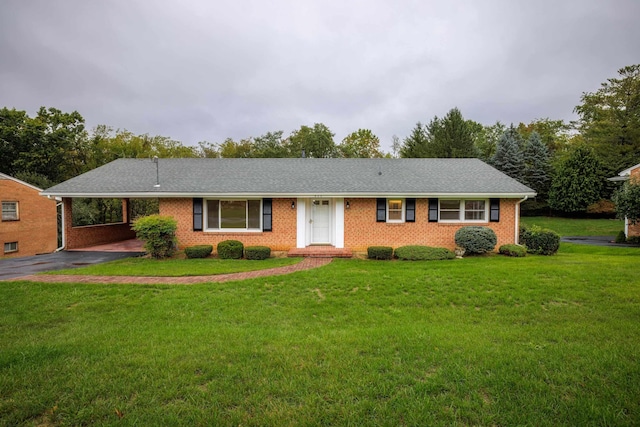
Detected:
[{"left": 311, "top": 199, "right": 331, "bottom": 244}]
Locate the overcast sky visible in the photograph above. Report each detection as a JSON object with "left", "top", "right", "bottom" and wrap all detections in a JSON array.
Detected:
[{"left": 1, "top": 0, "right": 638, "bottom": 152}]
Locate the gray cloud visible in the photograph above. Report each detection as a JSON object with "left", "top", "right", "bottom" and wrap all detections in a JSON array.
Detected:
[{"left": 1, "top": 0, "right": 638, "bottom": 152}]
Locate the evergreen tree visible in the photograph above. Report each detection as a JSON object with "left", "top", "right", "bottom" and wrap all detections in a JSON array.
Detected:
[
  {"left": 400, "top": 122, "right": 428, "bottom": 158},
  {"left": 523, "top": 131, "right": 552, "bottom": 198},
  {"left": 549, "top": 145, "right": 604, "bottom": 213},
  {"left": 424, "top": 108, "right": 478, "bottom": 158},
  {"left": 491, "top": 125, "right": 524, "bottom": 182}
]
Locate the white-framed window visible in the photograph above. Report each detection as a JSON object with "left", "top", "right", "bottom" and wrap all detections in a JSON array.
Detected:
[
  {"left": 205, "top": 199, "right": 262, "bottom": 231},
  {"left": 387, "top": 199, "right": 404, "bottom": 222},
  {"left": 439, "top": 199, "right": 488, "bottom": 222},
  {"left": 4, "top": 241, "right": 18, "bottom": 253},
  {"left": 2, "top": 201, "right": 18, "bottom": 221}
]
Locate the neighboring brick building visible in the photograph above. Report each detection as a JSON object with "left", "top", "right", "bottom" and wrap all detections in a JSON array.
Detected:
[
  {"left": 0, "top": 173, "right": 58, "bottom": 257},
  {"left": 42, "top": 158, "right": 536, "bottom": 254},
  {"left": 612, "top": 163, "right": 640, "bottom": 239}
]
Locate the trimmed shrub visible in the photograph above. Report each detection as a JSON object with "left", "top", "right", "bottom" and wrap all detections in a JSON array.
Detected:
[
  {"left": 184, "top": 245, "right": 213, "bottom": 259},
  {"left": 615, "top": 230, "right": 627, "bottom": 244},
  {"left": 627, "top": 236, "right": 640, "bottom": 244},
  {"left": 132, "top": 215, "right": 177, "bottom": 259},
  {"left": 519, "top": 225, "right": 560, "bottom": 255},
  {"left": 394, "top": 245, "right": 455, "bottom": 261},
  {"left": 499, "top": 244, "right": 527, "bottom": 257},
  {"left": 454, "top": 226, "right": 497, "bottom": 254},
  {"left": 367, "top": 246, "right": 393, "bottom": 260},
  {"left": 217, "top": 240, "right": 244, "bottom": 259},
  {"left": 245, "top": 246, "right": 271, "bottom": 260}
]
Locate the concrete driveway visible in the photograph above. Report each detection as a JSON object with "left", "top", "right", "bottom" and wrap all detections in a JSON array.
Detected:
[{"left": 0, "top": 250, "right": 145, "bottom": 281}]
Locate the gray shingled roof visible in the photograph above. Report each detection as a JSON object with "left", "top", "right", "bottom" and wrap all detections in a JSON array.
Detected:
[{"left": 41, "top": 158, "right": 536, "bottom": 197}]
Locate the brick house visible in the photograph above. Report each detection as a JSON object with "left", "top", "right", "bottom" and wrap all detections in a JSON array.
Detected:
[
  {"left": 611, "top": 163, "right": 640, "bottom": 239},
  {"left": 0, "top": 173, "right": 58, "bottom": 257},
  {"left": 41, "top": 158, "right": 536, "bottom": 254}
]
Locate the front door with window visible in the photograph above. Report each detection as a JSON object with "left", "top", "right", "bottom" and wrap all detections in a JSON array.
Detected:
[{"left": 310, "top": 199, "right": 331, "bottom": 244}]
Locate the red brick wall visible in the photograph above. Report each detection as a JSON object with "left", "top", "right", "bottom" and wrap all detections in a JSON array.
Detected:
[
  {"left": 63, "top": 198, "right": 136, "bottom": 249},
  {"left": 160, "top": 198, "right": 297, "bottom": 250},
  {"left": 0, "top": 179, "right": 57, "bottom": 257},
  {"left": 160, "top": 197, "right": 520, "bottom": 252},
  {"left": 628, "top": 167, "right": 640, "bottom": 238},
  {"left": 344, "top": 198, "right": 518, "bottom": 251}
]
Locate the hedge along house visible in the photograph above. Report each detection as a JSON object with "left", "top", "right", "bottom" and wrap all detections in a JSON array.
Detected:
[{"left": 41, "top": 158, "right": 536, "bottom": 255}]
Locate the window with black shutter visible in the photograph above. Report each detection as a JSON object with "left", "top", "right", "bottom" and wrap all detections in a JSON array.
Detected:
[
  {"left": 490, "top": 198, "right": 500, "bottom": 222},
  {"left": 376, "top": 198, "right": 386, "bottom": 222},
  {"left": 405, "top": 198, "right": 416, "bottom": 222},
  {"left": 263, "top": 198, "right": 272, "bottom": 231},
  {"left": 193, "top": 198, "right": 203, "bottom": 231},
  {"left": 428, "top": 198, "right": 439, "bottom": 222}
]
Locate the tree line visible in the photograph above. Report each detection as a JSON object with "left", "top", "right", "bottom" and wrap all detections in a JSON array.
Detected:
[{"left": 1, "top": 64, "right": 638, "bottom": 218}]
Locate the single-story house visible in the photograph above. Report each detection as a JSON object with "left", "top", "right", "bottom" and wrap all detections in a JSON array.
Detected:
[
  {"left": 610, "top": 162, "right": 640, "bottom": 239},
  {"left": 1, "top": 172, "right": 58, "bottom": 257},
  {"left": 41, "top": 158, "right": 536, "bottom": 255}
]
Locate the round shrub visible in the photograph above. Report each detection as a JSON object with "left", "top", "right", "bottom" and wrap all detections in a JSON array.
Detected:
[
  {"left": 132, "top": 215, "right": 177, "bottom": 259},
  {"left": 184, "top": 245, "right": 213, "bottom": 259},
  {"left": 245, "top": 246, "right": 271, "bottom": 260},
  {"left": 519, "top": 225, "right": 560, "bottom": 255},
  {"left": 394, "top": 245, "right": 455, "bottom": 261},
  {"left": 217, "top": 240, "right": 244, "bottom": 259},
  {"left": 367, "top": 246, "right": 393, "bottom": 260},
  {"left": 499, "top": 244, "right": 526, "bottom": 257},
  {"left": 454, "top": 226, "right": 497, "bottom": 254}
]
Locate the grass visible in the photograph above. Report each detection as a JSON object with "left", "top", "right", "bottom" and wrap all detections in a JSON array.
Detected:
[
  {"left": 48, "top": 256, "right": 300, "bottom": 276},
  {"left": 521, "top": 216, "right": 624, "bottom": 236},
  {"left": 2, "top": 244, "right": 639, "bottom": 426}
]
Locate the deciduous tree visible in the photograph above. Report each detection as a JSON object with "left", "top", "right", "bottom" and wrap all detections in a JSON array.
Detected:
[
  {"left": 549, "top": 145, "right": 604, "bottom": 213},
  {"left": 338, "top": 129, "right": 383, "bottom": 158}
]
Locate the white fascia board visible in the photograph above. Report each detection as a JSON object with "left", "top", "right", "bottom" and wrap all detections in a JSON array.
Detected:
[
  {"left": 1, "top": 172, "right": 44, "bottom": 192},
  {"left": 619, "top": 163, "right": 640, "bottom": 176},
  {"left": 41, "top": 191, "right": 538, "bottom": 199}
]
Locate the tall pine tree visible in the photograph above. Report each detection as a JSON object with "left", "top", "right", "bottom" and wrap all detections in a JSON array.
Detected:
[
  {"left": 400, "top": 122, "right": 429, "bottom": 158},
  {"left": 491, "top": 125, "right": 524, "bottom": 182},
  {"left": 424, "top": 108, "right": 478, "bottom": 158},
  {"left": 523, "top": 131, "right": 552, "bottom": 199}
]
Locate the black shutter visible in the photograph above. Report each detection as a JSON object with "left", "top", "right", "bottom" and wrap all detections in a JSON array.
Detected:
[
  {"left": 428, "top": 198, "right": 438, "bottom": 222},
  {"left": 376, "top": 198, "right": 386, "bottom": 222},
  {"left": 193, "top": 198, "right": 203, "bottom": 231},
  {"left": 490, "top": 198, "right": 500, "bottom": 222},
  {"left": 406, "top": 198, "right": 416, "bottom": 222},
  {"left": 263, "top": 198, "right": 272, "bottom": 231}
]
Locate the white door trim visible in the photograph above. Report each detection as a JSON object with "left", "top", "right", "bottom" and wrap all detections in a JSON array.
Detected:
[{"left": 310, "top": 199, "right": 332, "bottom": 244}]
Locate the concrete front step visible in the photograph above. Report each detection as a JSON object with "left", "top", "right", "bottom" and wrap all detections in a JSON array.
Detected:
[{"left": 287, "top": 246, "right": 353, "bottom": 258}]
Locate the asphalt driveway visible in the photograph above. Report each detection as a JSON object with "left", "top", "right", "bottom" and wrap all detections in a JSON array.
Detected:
[
  {"left": 561, "top": 235, "right": 640, "bottom": 247},
  {"left": 0, "top": 251, "right": 145, "bottom": 281}
]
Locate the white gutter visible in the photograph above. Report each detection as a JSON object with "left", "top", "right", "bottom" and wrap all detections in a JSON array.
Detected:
[
  {"left": 515, "top": 196, "right": 528, "bottom": 245},
  {"left": 41, "top": 191, "right": 538, "bottom": 199}
]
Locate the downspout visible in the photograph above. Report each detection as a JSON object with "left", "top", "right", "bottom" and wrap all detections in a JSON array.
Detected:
[
  {"left": 515, "top": 196, "right": 528, "bottom": 245},
  {"left": 56, "top": 200, "right": 65, "bottom": 251}
]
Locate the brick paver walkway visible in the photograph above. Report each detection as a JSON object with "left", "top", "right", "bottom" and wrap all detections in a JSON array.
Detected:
[{"left": 13, "top": 257, "right": 333, "bottom": 284}]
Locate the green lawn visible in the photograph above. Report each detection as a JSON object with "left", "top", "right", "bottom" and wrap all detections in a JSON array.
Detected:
[
  {"left": 49, "top": 256, "right": 300, "bottom": 276},
  {"left": 2, "top": 244, "right": 639, "bottom": 426},
  {"left": 521, "top": 216, "right": 624, "bottom": 236}
]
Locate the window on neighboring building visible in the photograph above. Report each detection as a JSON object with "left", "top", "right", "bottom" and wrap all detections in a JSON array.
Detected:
[
  {"left": 387, "top": 199, "right": 404, "bottom": 222},
  {"left": 439, "top": 199, "right": 487, "bottom": 222},
  {"left": 205, "top": 199, "right": 262, "bottom": 231},
  {"left": 4, "top": 242, "right": 18, "bottom": 253},
  {"left": 1, "top": 201, "right": 18, "bottom": 221}
]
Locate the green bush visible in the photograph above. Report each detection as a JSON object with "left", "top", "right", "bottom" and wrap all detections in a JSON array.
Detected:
[
  {"left": 367, "top": 246, "right": 393, "bottom": 260},
  {"left": 132, "top": 215, "right": 177, "bottom": 259},
  {"left": 184, "top": 245, "right": 213, "bottom": 259},
  {"left": 217, "top": 240, "right": 244, "bottom": 259},
  {"left": 627, "top": 235, "right": 640, "bottom": 244},
  {"left": 454, "top": 226, "right": 497, "bottom": 254},
  {"left": 519, "top": 225, "right": 560, "bottom": 255},
  {"left": 499, "top": 244, "right": 527, "bottom": 257},
  {"left": 245, "top": 246, "right": 271, "bottom": 260},
  {"left": 394, "top": 246, "right": 455, "bottom": 261},
  {"left": 615, "top": 230, "right": 627, "bottom": 244}
]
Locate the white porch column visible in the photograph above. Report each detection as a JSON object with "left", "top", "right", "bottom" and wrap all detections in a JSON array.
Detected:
[
  {"left": 334, "top": 198, "right": 344, "bottom": 248},
  {"left": 296, "top": 198, "right": 306, "bottom": 248}
]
